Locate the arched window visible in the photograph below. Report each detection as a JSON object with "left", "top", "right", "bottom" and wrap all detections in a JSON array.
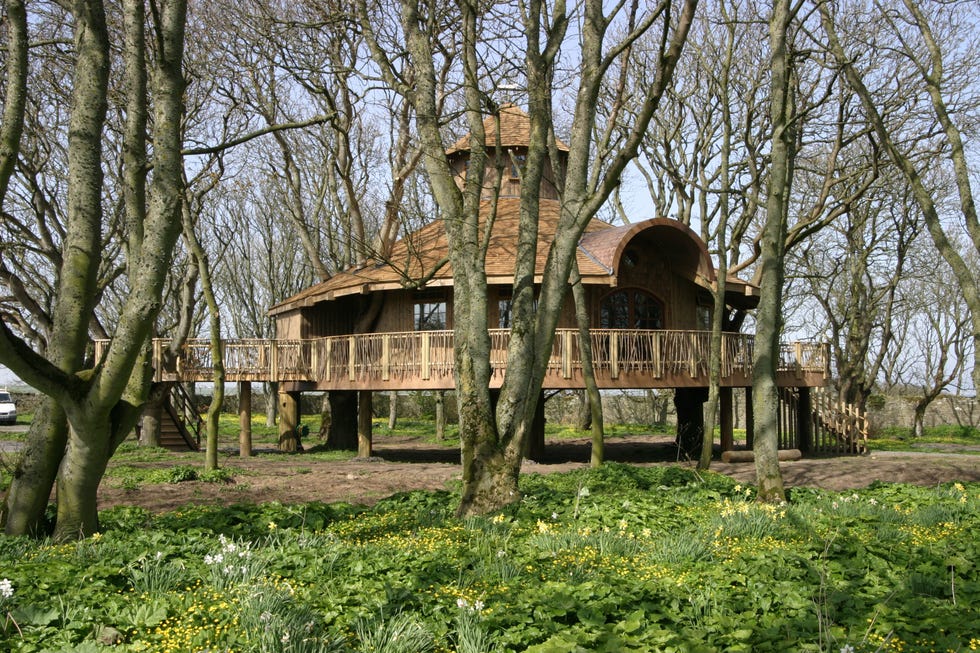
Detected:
[{"left": 600, "top": 289, "right": 664, "bottom": 329}]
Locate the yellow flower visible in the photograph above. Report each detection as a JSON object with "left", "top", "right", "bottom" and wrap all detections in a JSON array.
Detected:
[{"left": 268, "top": 521, "right": 277, "bottom": 530}]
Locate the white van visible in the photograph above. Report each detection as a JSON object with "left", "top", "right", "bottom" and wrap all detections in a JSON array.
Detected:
[{"left": 0, "top": 390, "right": 17, "bottom": 425}]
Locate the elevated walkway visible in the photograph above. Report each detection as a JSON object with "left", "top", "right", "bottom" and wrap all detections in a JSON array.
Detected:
[{"left": 96, "top": 330, "right": 830, "bottom": 392}]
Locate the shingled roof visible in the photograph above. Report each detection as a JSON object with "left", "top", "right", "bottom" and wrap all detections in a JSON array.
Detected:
[
  {"left": 269, "top": 104, "right": 759, "bottom": 316},
  {"left": 269, "top": 198, "right": 612, "bottom": 315},
  {"left": 446, "top": 104, "right": 570, "bottom": 155}
]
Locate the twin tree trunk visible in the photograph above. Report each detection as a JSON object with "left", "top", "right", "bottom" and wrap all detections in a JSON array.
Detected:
[{"left": 1, "top": 0, "right": 188, "bottom": 540}]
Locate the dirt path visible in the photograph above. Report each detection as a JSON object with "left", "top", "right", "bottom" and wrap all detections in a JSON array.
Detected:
[{"left": 93, "top": 435, "right": 980, "bottom": 514}]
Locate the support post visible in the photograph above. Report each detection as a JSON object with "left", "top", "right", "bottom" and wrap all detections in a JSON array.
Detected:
[
  {"left": 674, "top": 388, "right": 708, "bottom": 460},
  {"left": 525, "top": 391, "right": 546, "bottom": 461},
  {"left": 278, "top": 390, "right": 301, "bottom": 452},
  {"left": 239, "top": 381, "right": 252, "bottom": 457},
  {"left": 745, "top": 388, "right": 754, "bottom": 449},
  {"left": 797, "top": 386, "right": 812, "bottom": 455},
  {"left": 358, "top": 390, "right": 373, "bottom": 458},
  {"left": 720, "top": 386, "right": 734, "bottom": 452},
  {"left": 327, "top": 390, "right": 358, "bottom": 450}
]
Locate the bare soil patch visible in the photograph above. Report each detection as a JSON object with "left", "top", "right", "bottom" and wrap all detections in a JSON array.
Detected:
[{"left": 95, "top": 434, "right": 980, "bottom": 514}]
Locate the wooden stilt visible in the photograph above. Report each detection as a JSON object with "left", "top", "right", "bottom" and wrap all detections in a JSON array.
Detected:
[
  {"left": 239, "top": 381, "right": 252, "bottom": 457},
  {"left": 720, "top": 387, "right": 734, "bottom": 452},
  {"left": 358, "top": 390, "right": 373, "bottom": 458},
  {"left": 745, "top": 389, "right": 754, "bottom": 449}
]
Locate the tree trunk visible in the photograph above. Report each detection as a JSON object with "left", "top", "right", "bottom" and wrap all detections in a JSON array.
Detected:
[
  {"left": 327, "top": 390, "right": 357, "bottom": 450},
  {"left": 0, "top": 0, "right": 188, "bottom": 540},
  {"left": 2, "top": 399, "right": 67, "bottom": 536},
  {"left": 265, "top": 382, "right": 278, "bottom": 428},
  {"left": 387, "top": 392, "right": 397, "bottom": 430},
  {"left": 278, "top": 391, "right": 300, "bottom": 452},
  {"left": 576, "top": 391, "right": 592, "bottom": 431},
  {"left": 204, "top": 382, "right": 222, "bottom": 470},
  {"left": 524, "top": 391, "right": 546, "bottom": 462},
  {"left": 54, "top": 422, "right": 112, "bottom": 541},
  {"left": 752, "top": 0, "right": 795, "bottom": 503},
  {"left": 913, "top": 402, "right": 926, "bottom": 438},
  {"left": 571, "top": 264, "right": 604, "bottom": 466},
  {"left": 139, "top": 393, "right": 163, "bottom": 447},
  {"left": 183, "top": 195, "right": 224, "bottom": 472},
  {"left": 435, "top": 391, "right": 446, "bottom": 441},
  {"left": 675, "top": 388, "right": 707, "bottom": 460},
  {"left": 458, "top": 435, "right": 520, "bottom": 516}
]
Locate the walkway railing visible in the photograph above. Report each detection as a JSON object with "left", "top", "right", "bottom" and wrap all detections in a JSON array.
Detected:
[{"left": 94, "top": 330, "right": 829, "bottom": 389}]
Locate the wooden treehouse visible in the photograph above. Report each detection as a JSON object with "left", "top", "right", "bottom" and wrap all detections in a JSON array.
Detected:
[{"left": 113, "top": 105, "right": 866, "bottom": 457}]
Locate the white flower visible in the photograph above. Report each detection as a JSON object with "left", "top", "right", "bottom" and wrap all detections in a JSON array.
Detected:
[
  {"left": 868, "top": 498, "right": 878, "bottom": 506},
  {"left": 456, "top": 597, "right": 469, "bottom": 609},
  {"left": 551, "top": 512, "right": 558, "bottom": 520},
  {"left": 577, "top": 487, "right": 590, "bottom": 497},
  {"left": 0, "top": 578, "right": 13, "bottom": 600},
  {"left": 204, "top": 553, "right": 224, "bottom": 565},
  {"left": 496, "top": 549, "right": 506, "bottom": 558},
  {"left": 281, "top": 632, "right": 290, "bottom": 644},
  {"left": 840, "top": 645, "right": 855, "bottom": 653},
  {"left": 473, "top": 599, "right": 485, "bottom": 612}
]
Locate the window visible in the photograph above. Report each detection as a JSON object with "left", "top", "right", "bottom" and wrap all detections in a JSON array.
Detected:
[
  {"left": 498, "top": 297, "right": 513, "bottom": 328},
  {"left": 697, "top": 305, "right": 712, "bottom": 330},
  {"left": 509, "top": 153, "right": 527, "bottom": 178},
  {"left": 414, "top": 297, "right": 447, "bottom": 330},
  {"left": 600, "top": 289, "right": 664, "bottom": 329}
]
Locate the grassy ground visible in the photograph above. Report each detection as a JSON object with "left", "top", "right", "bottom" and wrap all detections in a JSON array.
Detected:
[
  {"left": 1, "top": 466, "right": 977, "bottom": 652},
  {"left": 866, "top": 424, "right": 980, "bottom": 453}
]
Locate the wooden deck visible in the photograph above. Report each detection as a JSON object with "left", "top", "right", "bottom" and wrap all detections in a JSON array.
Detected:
[{"left": 98, "top": 330, "right": 829, "bottom": 391}]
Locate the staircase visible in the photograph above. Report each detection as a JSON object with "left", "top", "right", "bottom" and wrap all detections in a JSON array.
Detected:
[
  {"left": 158, "top": 383, "right": 202, "bottom": 451},
  {"left": 778, "top": 387, "right": 868, "bottom": 454}
]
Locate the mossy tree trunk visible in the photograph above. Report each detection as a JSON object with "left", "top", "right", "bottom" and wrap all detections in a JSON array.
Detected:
[{"left": 0, "top": 0, "right": 188, "bottom": 540}]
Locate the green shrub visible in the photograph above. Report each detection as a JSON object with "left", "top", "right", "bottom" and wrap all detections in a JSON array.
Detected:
[{"left": 165, "top": 465, "right": 198, "bottom": 483}]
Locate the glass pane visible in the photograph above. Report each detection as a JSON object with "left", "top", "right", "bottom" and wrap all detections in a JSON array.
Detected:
[
  {"left": 600, "top": 291, "right": 630, "bottom": 329},
  {"left": 415, "top": 302, "right": 446, "bottom": 330},
  {"left": 634, "top": 292, "right": 664, "bottom": 329},
  {"left": 498, "top": 299, "right": 512, "bottom": 328}
]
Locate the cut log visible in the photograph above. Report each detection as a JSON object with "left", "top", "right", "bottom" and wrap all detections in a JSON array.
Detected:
[{"left": 721, "top": 449, "right": 802, "bottom": 463}]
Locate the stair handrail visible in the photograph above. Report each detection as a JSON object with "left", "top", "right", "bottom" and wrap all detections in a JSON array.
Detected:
[{"left": 169, "top": 383, "right": 203, "bottom": 448}]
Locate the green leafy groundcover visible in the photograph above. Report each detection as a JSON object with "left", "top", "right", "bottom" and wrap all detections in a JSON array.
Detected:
[{"left": 1, "top": 464, "right": 978, "bottom": 652}]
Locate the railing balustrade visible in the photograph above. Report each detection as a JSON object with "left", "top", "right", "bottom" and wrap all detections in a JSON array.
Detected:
[{"left": 93, "top": 330, "right": 829, "bottom": 387}]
